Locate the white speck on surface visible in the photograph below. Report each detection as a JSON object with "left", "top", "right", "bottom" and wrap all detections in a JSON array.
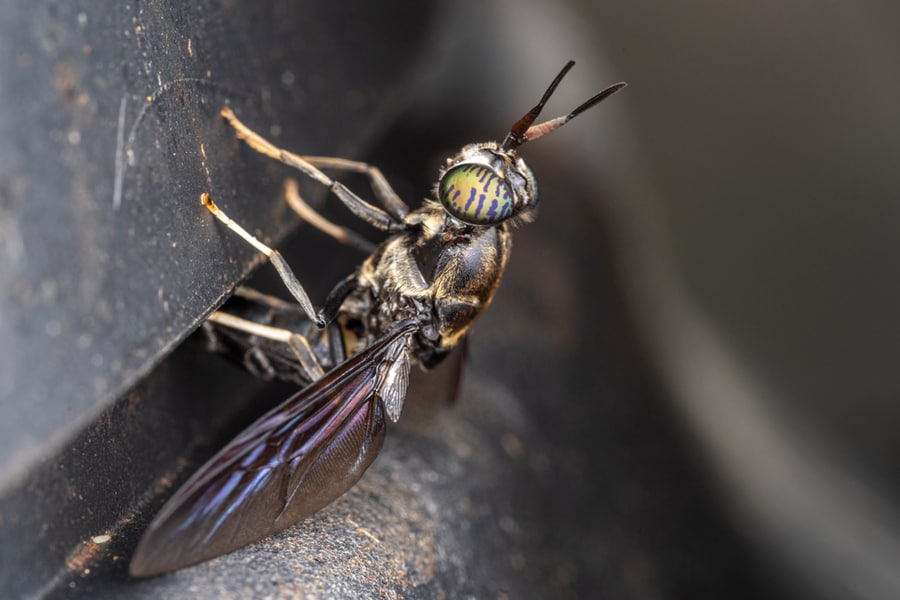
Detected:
[
  {"left": 112, "top": 95, "right": 127, "bottom": 210},
  {"left": 44, "top": 320, "right": 62, "bottom": 337}
]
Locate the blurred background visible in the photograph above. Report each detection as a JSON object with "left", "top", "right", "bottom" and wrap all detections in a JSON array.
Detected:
[
  {"left": 588, "top": 3, "right": 900, "bottom": 599},
  {"left": 1, "top": 0, "right": 899, "bottom": 598}
]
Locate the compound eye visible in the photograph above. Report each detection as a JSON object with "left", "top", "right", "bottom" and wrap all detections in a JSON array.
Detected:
[{"left": 438, "top": 163, "right": 515, "bottom": 225}]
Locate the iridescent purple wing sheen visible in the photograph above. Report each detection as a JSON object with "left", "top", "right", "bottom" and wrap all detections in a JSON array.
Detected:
[{"left": 129, "top": 320, "right": 418, "bottom": 577}]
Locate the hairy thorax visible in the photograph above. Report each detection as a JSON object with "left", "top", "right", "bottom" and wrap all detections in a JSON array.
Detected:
[{"left": 350, "top": 204, "right": 511, "bottom": 367}]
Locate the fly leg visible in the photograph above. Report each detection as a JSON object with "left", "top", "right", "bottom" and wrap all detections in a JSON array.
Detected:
[
  {"left": 202, "top": 193, "right": 325, "bottom": 327},
  {"left": 206, "top": 287, "right": 351, "bottom": 379},
  {"left": 282, "top": 178, "right": 376, "bottom": 254},
  {"left": 205, "top": 311, "right": 327, "bottom": 381},
  {"left": 202, "top": 188, "right": 362, "bottom": 329},
  {"left": 296, "top": 155, "right": 409, "bottom": 220},
  {"left": 221, "top": 107, "right": 405, "bottom": 232}
]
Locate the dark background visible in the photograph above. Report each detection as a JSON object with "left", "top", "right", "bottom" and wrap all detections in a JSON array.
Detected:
[{"left": 1, "top": 1, "right": 899, "bottom": 598}]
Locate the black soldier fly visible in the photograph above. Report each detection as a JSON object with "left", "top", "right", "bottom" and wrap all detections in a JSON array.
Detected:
[{"left": 129, "top": 61, "right": 625, "bottom": 576}]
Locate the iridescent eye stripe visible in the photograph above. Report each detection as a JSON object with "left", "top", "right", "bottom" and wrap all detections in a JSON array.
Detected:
[{"left": 439, "top": 164, "right": 514, "bottom": 224}]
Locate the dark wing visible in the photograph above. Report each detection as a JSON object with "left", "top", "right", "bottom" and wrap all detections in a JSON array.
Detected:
[{"left": 130, "top": 320, "right": 418, "bottom": 577}]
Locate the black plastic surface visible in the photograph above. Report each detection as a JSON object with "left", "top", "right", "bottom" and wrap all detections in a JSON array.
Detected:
[{"left": 0, "top": 0, "right": 431, "bottom": 492}]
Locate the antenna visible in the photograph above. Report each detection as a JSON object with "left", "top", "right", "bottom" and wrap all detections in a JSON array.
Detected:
[{"left": 500, "top": 61, "right": 626, "bottom": 151}]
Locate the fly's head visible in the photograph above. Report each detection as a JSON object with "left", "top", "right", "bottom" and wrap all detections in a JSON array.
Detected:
[
  {"left": 435, "top": 61, "right": 626, "bottom": 228},
  {"left": 437, "top": 143, "right": 537, "bottom": 226}
]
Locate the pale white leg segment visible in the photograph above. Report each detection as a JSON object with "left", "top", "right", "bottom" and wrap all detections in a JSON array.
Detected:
[
  {"left": 201, "top": 193, "right": 323, "bottom": 327},
  {"left": 207, "top": 311, "right": 325, "bottom": 380},
  {"left": 282, "top": 179, "right": 376, "bottom": 253}
]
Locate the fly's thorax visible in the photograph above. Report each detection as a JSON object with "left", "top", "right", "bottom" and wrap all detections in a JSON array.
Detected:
[
  {"left": 427, "top": 223, "right": 511, "bottom": 350},
  {"left": 351, "top": 230, "right": 431, "bottom": 342},
  {"left": 351, "top": 210, "right": 511, "bottom": 359}
]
